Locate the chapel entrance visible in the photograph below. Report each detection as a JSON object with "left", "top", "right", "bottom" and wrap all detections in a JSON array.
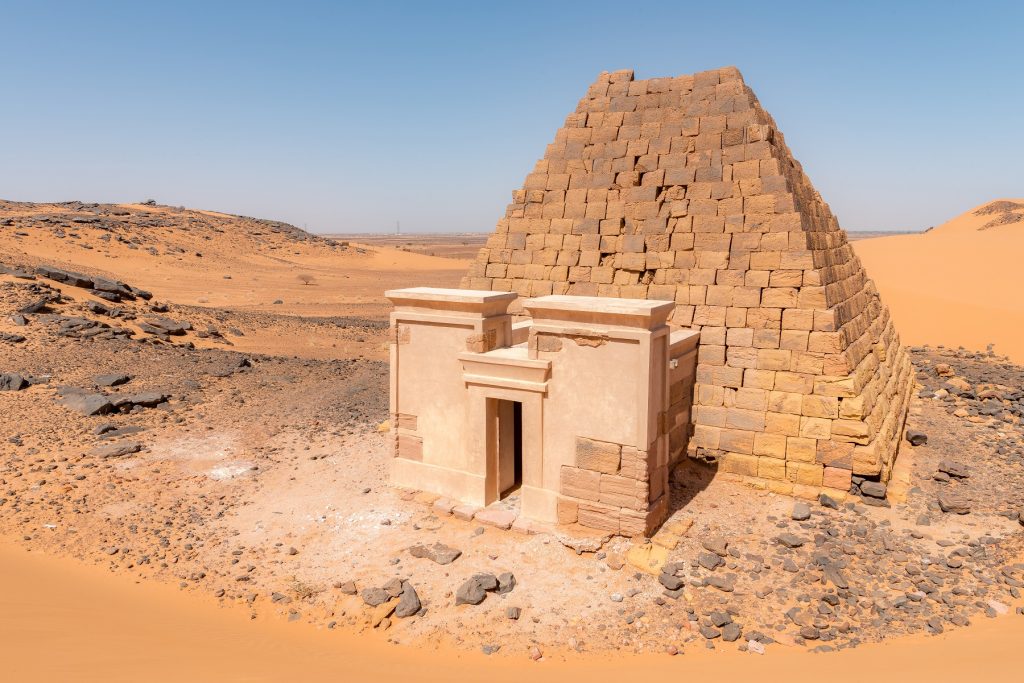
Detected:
[{"left": 494, "top": 399, "right": 523, "bottom": 498}]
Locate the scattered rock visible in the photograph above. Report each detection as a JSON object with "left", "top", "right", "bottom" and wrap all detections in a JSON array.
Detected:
[
  {"left": 496, "top": 572, "right": 516, "bottom": 594},
  {"left": 95, "top": 373, "right": 131, "bottom": 387},
  {"left": 59, "top": 391, "right": 114, "bottom": 416},
  {"left": 859, "top": 481, "right": 887, "bottom": 499},
  {"left": 905, "top": 430, "right": 928, "bottom": 446},
  {"left": 0, "top": 373, "right": 29, "bottom": 392},
  {"left": 776, "top": 533, "right": 805, "bottom": 548},
  {"left": 394, "top": 582, "right": 421, "bottom": 618},
  {"left": 938, "top": 459, "right": 970, "bottom": 479},
  {"left": 791, "top": 502, "right": 811, "bottom": 521},
  {"left": 89, "top": 441, "right": 143, "bottom": 458},
  {"left": 701, "top": 537, "right": 729, "bottom": 557},
  {"left": 455, "top": 573, "right": 498, "bottom": 606},
  {"left": 360, "top": 587, "right": 390, "bottom": 607},
  {"left": 937, "top": 493, "right": 971, "bottom": 515},
  {"left": 409, "top": 542, "right": 461, "bottom": 565}
]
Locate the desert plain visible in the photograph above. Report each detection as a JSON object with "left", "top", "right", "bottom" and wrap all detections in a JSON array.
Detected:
[{"left": 2, "top": 198, "right": 1024, "bottom": 681}]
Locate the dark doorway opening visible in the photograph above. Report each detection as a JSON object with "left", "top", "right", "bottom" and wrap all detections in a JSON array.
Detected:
[{"left": 496, "top": 399, "right": 523, "bottom": 498}]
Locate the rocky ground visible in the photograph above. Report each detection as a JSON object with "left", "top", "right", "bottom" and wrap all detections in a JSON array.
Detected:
[
  {"left": 2, "top": 205, "right": 1023, "bottom": 659},
  {"left": 4, "top": 272, "right": 1023, "bottom": 659}
]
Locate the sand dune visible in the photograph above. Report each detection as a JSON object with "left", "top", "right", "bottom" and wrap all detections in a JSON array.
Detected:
[
  {"left": 854, "top": 199, "right": 1024, "bottom": 363},
  {"left": 3, "top": 542, "right": 1022, "bottom": 682}
]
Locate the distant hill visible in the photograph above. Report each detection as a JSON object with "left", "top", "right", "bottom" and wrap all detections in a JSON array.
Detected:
[
  {"left": 929, "top": 198, "right": 1024, "bottom": 234},
  {"left": 0, "top": 199, "right": 339, "bottom": 259}
]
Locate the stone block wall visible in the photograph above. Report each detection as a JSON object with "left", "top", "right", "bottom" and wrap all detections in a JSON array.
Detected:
[
  {"left": 556, "top": 436, "right": 664, "bottom": 536},
  {"left": 462, "top": 66, "right": 912, "bottom": 498}
]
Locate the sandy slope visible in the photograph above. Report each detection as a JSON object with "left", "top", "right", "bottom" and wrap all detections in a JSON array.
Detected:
[
  {"left": 854, "top": 199, "right": 1024, "bottom": 363},
  {"left": 2, "top": 542, "right": 1022, "bottom": 682},
  {"left": 0, "top": 200, "right": 468, "bottom": 359}
]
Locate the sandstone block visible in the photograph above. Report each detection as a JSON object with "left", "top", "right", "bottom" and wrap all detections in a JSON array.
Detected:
[
  {"left": 561, "top": 466, "right": 601, "bottom": 501},
  {"left": 576, "top": 437, "right": 621, "bottom": 474},
  {"left": 556, "top": 498, "right": 579, "bottom": 524},
  {"left": 577, "top": 503, "right": 620, "bottom": 533},
  {"left": 757, "top": 456, "right": 786, "bottom": 480},
  {"left": 786, "top": 461, "right": 823, "bottom": 487},
  {"left": 599, "top": 474, "right": 647, "bottom": 510},
  {"left": 753, "top": 432, "right": 787, "bottom": 458},
  {"left": 786, "top": 436, "right": 817, "bottom": 463},
  {"left": 822, "top": 466, "right": 852, "bottom": 491},
  {"left": 720, "top": 452, "right": 758, "bottom": 477}
]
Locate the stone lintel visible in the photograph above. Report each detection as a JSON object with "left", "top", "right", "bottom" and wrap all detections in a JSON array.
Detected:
[
  {"left": 524, "top": 295, "right": 674, "bottom": 331},
  {"left": 386, "top": 287, "right": 516, "bottom": 317}
]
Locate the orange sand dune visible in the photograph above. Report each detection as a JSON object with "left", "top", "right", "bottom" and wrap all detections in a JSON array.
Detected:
[
  {"left": 854, "top": 199, "right": 1024, "bottom": 363},
  {"left": 2, "top": 542, "right": 1022, "bottom": 682}
]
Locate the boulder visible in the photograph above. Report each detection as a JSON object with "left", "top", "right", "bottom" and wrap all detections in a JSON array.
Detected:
[
  {"left": 143, "top": 317, "right": 190, "bottom": 335},
  {"left": 701, "top": 537, "right": 729, "bottom": 557},
  {"left": 91, "top": 277, "right": 135, "bottom": 299},
  {"left": 94, "top": 373, "right": 131, "bottom": 387},
  {"left": 938, "top": 460, "right": 970, "bottom": 479},
  {"left": 905, "top": 430, "right": 928, "bottom": 446},
  {"left": 455, "top": 577, "right": 487, "bottom": 606},
  {"left": 859, "top": 481, "right": 887, "bottom": 499},
  {"left": 36, "top": 266, "right": 93, "bottom": 288},
  {"left": 658, "top": 572, "right": 684, "bottom": 591},
  {"left": 791, "top": 502, "right": 811, "bottom": 521},
  {"left": 937, "top": 493, "right": 971, "bottom": 515},
  {"left": 360, "top": 587, "right": 390, "bottom": 607},
  {"left": 114, "top": 391, "right": 170, "bottom": 409},
  {"left": 90, "top": 441, "right": 143, "bottom": 458},
  {"left": 496, "top": 572, "right": 516, "bottom": 594},
  {"left": 456, "top": 573, "right": 498, "bottom": 606},
  {"left": 776, "top": 533, "right": 805, "bottom": 548},
  {"left": 60, "top": 391, "right": 114, "bottom": 416},
  {"left": 0, "top": 373, "right": 29, "bottom": 392},
  {"left": 409, "top": 542, "right": 461, "bottom": 565},
  {"left": 394, "top": 582, "right": 421, "bottom": 618}
]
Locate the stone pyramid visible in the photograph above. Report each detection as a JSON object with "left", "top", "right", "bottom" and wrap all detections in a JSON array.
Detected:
[{"left": 462, "top": 67, "right": 912, "bottom": 497}]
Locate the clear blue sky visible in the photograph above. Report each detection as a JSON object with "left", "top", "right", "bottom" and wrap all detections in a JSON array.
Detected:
[{"left": 2, "top": 1, "right": 1021, "bottom": 233}]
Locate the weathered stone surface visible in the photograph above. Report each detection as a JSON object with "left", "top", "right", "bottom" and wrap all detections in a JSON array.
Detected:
[
  {"left": 937, "top": 493, "right": 971, "bottom": 515},
  {"left": 94, "top": 373, "right": 131, "bottom": 387},
  {"left": 475, "top": 507, "right": 516, "bottom": 530},
  {"left": 59, "top": 391, "right": 114, "bottom": 416},
  {"left": 360, "top": 587, "right": 390, "bottom": 607},
  {"left": 89, "top": 441, "right": 143, "bottom": 458},
  {"left": 0, "top": 373, "right": 29, "bottom": 391},
  {"left": 394, "top": 582, "right": 421, "bottom": 618},
  {"left": 455, "top": 575, "right": 493, "bottom": 606},
  {"left": 938, "top": 459, "right": 970, "bottom": 479},
  {"left": 496, "top": 572, "right": 516, "bottom": 594},
  {"left": 791, "top": 502, "right": 811, "bottom": 521},
  {"left": 776, "top": 533, "right": 805, "bottom": 548},
  {"left": 905, "top": 430, "right": 928, "bottom": 446},
  {"left": 859, "top": 481, "right": 887, "bottom": 499},
  {"left": 409, "top": 542, "right": 461, "bottom": 565}
]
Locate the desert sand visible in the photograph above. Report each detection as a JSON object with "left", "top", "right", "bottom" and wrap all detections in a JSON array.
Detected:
[
  {"left": 3, "top": 542, "right": 1022, "bottom": 682},
  {"left": 853, "top": 199, "right": 1024, "bottom": 363},
  {"left": 2, "top": 199, "right": 1024, "bottom": 680}
]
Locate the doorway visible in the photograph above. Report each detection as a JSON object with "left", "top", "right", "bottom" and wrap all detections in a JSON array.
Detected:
[{"left": 494, "top": 399, "right": 523, "bottom": 498}]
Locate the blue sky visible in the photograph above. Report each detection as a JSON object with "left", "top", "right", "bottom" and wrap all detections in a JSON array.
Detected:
[{"left": 2, "top": 1, "right": 1022, "bottom": 233}]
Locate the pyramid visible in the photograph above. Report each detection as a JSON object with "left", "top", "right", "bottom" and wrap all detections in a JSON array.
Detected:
[{"left": 462, "top": 66, "right": 913, "bottom": 495}]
